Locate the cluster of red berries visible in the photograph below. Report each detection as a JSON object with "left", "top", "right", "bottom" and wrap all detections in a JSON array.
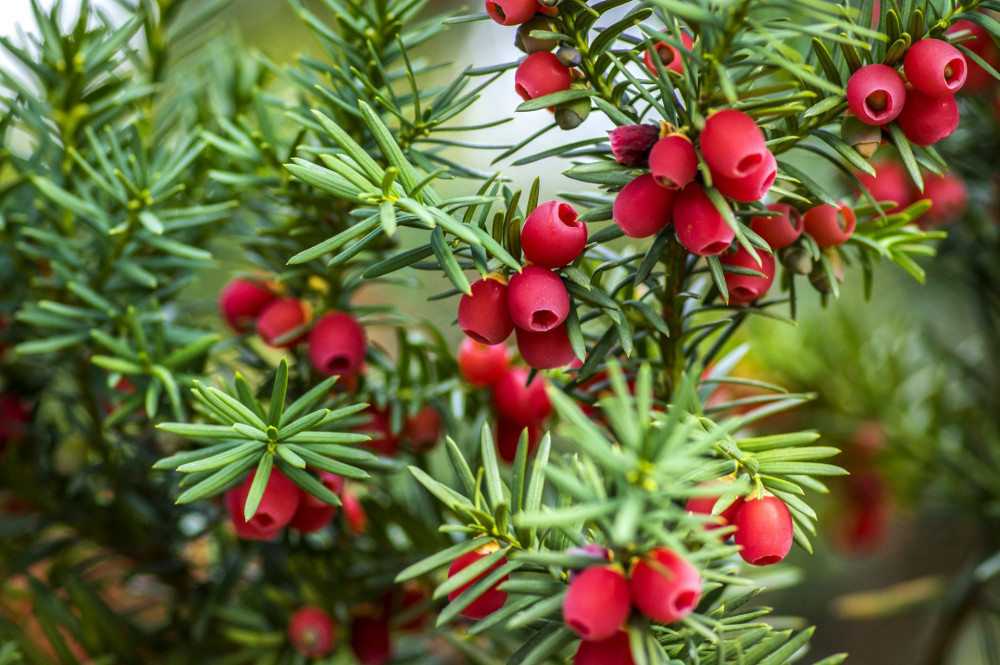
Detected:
[
  {"left": 857, "top": 158, "right": 967, "bottom": 227},
  {"left": 846, "top": 38, "right": 967, "bottom": 146},
  {"left": 687, "top": 487, "right": 794, "bottom": 566},
  {"left": 457, "top": 200, "right": 586, "bottom": 370}
]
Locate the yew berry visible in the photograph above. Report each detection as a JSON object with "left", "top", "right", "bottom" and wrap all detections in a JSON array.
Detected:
[
  {"left": 896, "top": 89, "right": 960, "bottom": 146},
  {"left": 458, "top": 276, "right": 515, "bottom": 345},
  {"left": 672, "top": 183, "right": 735, "bottom": 256},
  {"left": 219, "top": 278, "right": 275, "bottom": 333},
  {"left": 507, "top": 266, "right": 570, "bottom": 333},
  {"left": 515, "top": 51, "right": 572, "bottom": 103},
  {"left": 749, "top": 203, "right": 803, "bottom": 250},
  {"left": 643, "top": 32, "right": 694, "bottom": 76},
  {"left": 404, "top": 406, "right": 442, "bottom": 454},
  {"left": 734, "top": 495, "right": 794, "bottom": 566},
  {"left": 341, "top": 484, "right": 368, "bottom": 535},
  {"left": 802, "top": 203, "right": 857, "bottom": 247},
  {"left": 256, "top": 298, "right": 311, "bottom": 348},
  {"left": 350, "top": 614, "right": 393, "bottom": 665},
  {"left": 493, "top": 366, "right": 552, "bottom": 424},
  {"left": 608, "top": 124, "right": 660, "bottom": 166},
  {"left": 516, "top": 323, "right": 576, "bottom": 370},
  {"left": 685, "top": 489, "right": 745, "bottom": 531},
  {"left": 713, "top": 149, "right": 777, "bottom": 203},
  {"left": 700, "top": 110, "right": 767, "bottom": 180},
  {"left": 856, "top": 159, "right": 912, "bottom": 214},
  {"left": 648, "top": 134, "right": 698, "bottom": 190},
  {"left": 947, "top": 20, "right": 999, "bottom": 92},
  {"left": 307, "top": 311, "right": 366, "bottom": 377},
  {"left": 458, "top": 338, "right": 510, "bottom": 386},
  {"left": 904, "top": 39, "right": 967, "bottom": 97},
  {"left": 919, "top": 172, "right": 968, "bottom": 227},
  {"left": 846, "top": 64, "right": 907, "bottom": 125},
  {"left": 630, "top": 547, "right": 702, "bottom": 624},
  {"left": 522, "top": 200, "right": 588, "bottom": 268},
  {"left": 290, "top": 471, "right": 344, "bottom": 534},
  {"left": 613, "top": 173, "right": 675, "bottom": 238},
  {"left": 447, "top": 544, "right": 510, "bottom": 619},
  {"left": 720, "top": 247, "right": 776, "bottom": 306},
  {"left": 358, "top": 406, "right": 401, "bottom": 458},
  {"left": 573, "top": 631, "right": 636, "bottom": 665},
  {"left": 485, "top": 0, "right": 540, "bottom": 26},
  {"left": 563, "top": 566, "right": 632, "bottom": 641},
  {"left": 288, "top": 606, "right": 337, "bottom": 658},
  {"left": 496, "top": 416, "right": 541, "bottom": 463},
  {"left": 225, "top": 469, "right": 301, "bottom": 541}
]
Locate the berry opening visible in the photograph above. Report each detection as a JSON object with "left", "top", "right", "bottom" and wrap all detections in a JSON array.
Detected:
[
  {"left": 255, "top": 514, "right": 275, "bottom": 527},
  {"left": 655, "top": 43, "right": 675, "bottom": 65},
  {"left": 836, "top": 211, "right": 849, "bottom": 232},
  {"left": 515, "top": 84, "right": 531, "bottom": 101},
  {"left": 557, "top": 203, "right": 580, "bottom": 227},
  {"left": 701, "top": 240, "right": 733, "bottom": 255},
  {"left": 530, "top": 310, "right": 558, "bottom": 329},
  {"left": 462, "top": 330, "right": 491, "bottom": 345},
  {"left": 944, "top": 58, "right": 965, "bottom": 84},
  {"left": 751, "top": 554, "right": 783, "bottom": 566},
  {"left": 865, "top": 90, "right": 889, "bottom": 113},
  {"left": 736, "top": 153, "right": 763, "bottom": 175},
  {"left": 568, "top": 619, "right": 590, "bottom": 637},
  {"left": 655, "top": 175, "right": 676, "bottom": 188},
  {"left": 732, "top": 286, "right": 756, "bottom": 301},
  {"left": 674, "top": 590, "right": 697, "bottom": 612},
  {"left": 325, "top": 355, "right": 352, "bottom": 373},
  {"left": 487, "top": 2, "right": 505, "bottom": 20}
]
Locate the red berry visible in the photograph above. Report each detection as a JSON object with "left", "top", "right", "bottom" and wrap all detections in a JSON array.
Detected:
[
  {"left": 350, "top": 614, "right": 393, "bottom": 665},
  {"left": 507, "top": 266, "right": 570, "bottom": 333},
  {"left": 496, "top": 416, "right": 541, "bottom": 463},
  {"left": 629, "top": 547, "right": 702, "bottom": 623},
  {"left": 256, "top": 298, "right": 311, "bottom": 348},
  {"left": 904, "top": 38, "right": 967, "bottom": 97},
  {"left": 404, "top": 406, "right": 442, "bottom": 453},
  {"left": 846, "top": 64, "right": 907, "bottom": 125},
  {"left": 341, "top": 484, "right": 368, "bottom": 535},
  {"left": 515, "top": 51, "right": 572, "bottom": 103},
  {"left": 672, "top": 183, "right": 735, "bottom": 256},
  {"left": 0, "top": 392, "right": 32, "bottom": 454},
  {"left": 307, "top": 311, "right": 366, "bottom": 377},
  {"left": 896, "top": 89, "right": 959, "bottom": 146},
  {"left": 713, "top": 149, "right": 777, "bottom": 203},
  {"left": 947, "top": 20, "right": 999, "bottom": 92},
  {"left": 856, "top": 159, "right": 913, "bottom": 214},
  {"left": 522, "top": 201, "right": 588, "bottom": 268},
  {"left": 225, "top": 469, "right": 301, "bottom": 541},
  {"left": 219, "top": 278, "right": 275, "bottom": 333},
  {"left": 447, "top": 545, "right": 509, "bottom": 619},
  {"left": 358, "top": 406, "right": 401, "bottom": 457},
  {"left": 685, "top": 486, "right": 745, "bottom": 531},
  {"left": 563, "top": 566, "right": 631, "bottom": 641},
  {"left": 608, "top": 124, "right": 660, "bottom": 166},
  {"left": 700, "top": 110, "right": 767, "bottom": 180},
  {"left": 613, "top": 173, "right": 675, "bottom": 239},
  {"left": 458, "top": 276, "right": 515, "bottom": 345},
  {"left": 802, "top": 203, "right": 857, "bottom": 247},
  {"left": 290, "top": 471, "right": 344, "bottom": 534},
  {"left": 749, "top": 203, "right": 803, "bottom": 250},
  {"left": 648, "top": 134, "right": 698, "bottom": 189},
  {"left": 458, "top": 338, "right": 511, "bottom": 387},
  {"left": 573, "top": 631, "right": 635, "bottom": 665},
  {"left": 918, "top": 171, "right": 967, "bottom": 227},
  {"left": 485, "top": 0, "right": 541, "bottom": 26},
  {"left": 493, "top": 367, "right": 552, "bottom": 424},
  {"left": 643, "top": 32, "right": 694, "bottom": 76},
  {"left": 719, "top": 247, "right": 776, "bottom": 306},
  {"left": 289, "top": 606, "right": 337, "bottom": 658},
  {"left": 734, "top": 495, "right": 794, "bottom": 566},
  {"left": 516, "top": 323, "right": 576, "bottom": 370}
]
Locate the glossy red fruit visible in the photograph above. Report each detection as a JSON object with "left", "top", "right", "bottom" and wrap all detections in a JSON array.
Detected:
[
  {"left": 341, "top": 484, "right": 368, "bottom": 535},
  {"left": 700, "top": 110, "right": 767, "bottom": 180},
  {"left": 612, "top": 173, "right": 675, "bottom": 238},
  {"left": 256, "top": 298, "right": 311, "bottom": 348},
  {"left": 648, "top": 134, "right": 698, "bottom": 189},
  {"left": 458, "top": 338, "right": 510, "bottom": 387},
  {"left": 458, "top": 276, "right": 515, "bottom": 345},
  {"left": 219, "top": 278, "right": 275, "bottom": 333},
  {"left": 516, "top": 323, "right": 576, "bottom": 370},
  {"left": 749, "top": 203, "right": 803, "bottom": 250},
  {"left": 563, "top": 566, "right": 631, "bottom": 641},
  {"left": 947, "top": 20, "right": 999, "bottom": 92},
  {"left": 290, "top": 472, "right": 344, "bottom": 534},
  {"left": 522, "top": 200, "right": 588, "bottom": 268},
  {"left": 713, "top": 149, "right": 777, "bottom": 203},
  {"left": 643, "top": 32, "right": 694, "bottom": 76},
  {"left": 358, "top": 406, "right": 401, "bottom": 457},
  {"left": 608, "top": 124, "right": 660, "bottom": 166},
  {"left": 515, "top": 51, "right": 572, "bottom": 103},
  {"left": 630, "top": 548, "right": 702, "bottom": 623},
  {"left": 573, "top": 631, "right": 636, "bottom": 665},
  {"left": 485, "top": 0, "right": 541, "bottom": 26},
  {"left": 896, "top": 90, "right": 959, "bottom": 146},
  {"left": 447, "top": 545, "right": 509, "bottom": 619},
  {"left": 493, "top": 367, "right": 552, "bottom": 424},
  {"left": 0, "top": 392, "right": 32, "bottom": 454},
  {"left": 686, "top": 490, "right": 745, "bottom": 531},
  {"left": 496, "top": 416, "right": 541, "bottom": 463},
  {"left": 289, "top": 606, "right": 337, "bottom": 658},
  {"left": 507, "top": 266, "right": 570, "bottom": 333},
  {"left": 856, "top": 160, "right": 913, "bottom": 214},
  {"left": 918, "top": 172, "right": 968, "bottom": 227},
  {"left": 672, "top": 183, "right": 735, "bottom": 256},
  {"left": 734, "top": 495, "right": 794, "bottom": 566},
  {"left": 225, "top": 469, "right": 301, "bottom": 541},
  {"left": 350, "top": 615, "right": 393, "bottom": 665},
  {"left": 719, "top": 247, "right": 776, "bottom": 306},
  {"left": 904, "top": 39, "right": 967, "bottom": 97},
  {"left": 404, "top": 406, "right": 442, "bottom": 453},
  {"left": 802, "top": 203, "right": 857, "bottom": 247},
  {"left": 307, "top": 311, "right": 366, "bottom": 377},
  {"left": 846, "top": 64, "right": 907, "bottom": 125}
]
